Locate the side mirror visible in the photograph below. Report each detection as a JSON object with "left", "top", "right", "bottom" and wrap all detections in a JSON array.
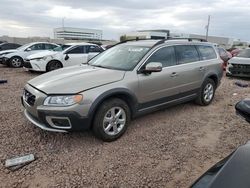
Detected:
[
  {"left": 65, "top": 54, "right": 69, "bottom": 60},
  {"left": 142, "top": 62, "right": 162, "bottom": 73},
  {"left": 26, "top": 48, "right": 31, "bottom": 51}
]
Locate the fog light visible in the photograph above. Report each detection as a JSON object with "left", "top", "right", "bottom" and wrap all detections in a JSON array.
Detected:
[{"left": 46, "top": 116, "right": 72, "bottom": 129}]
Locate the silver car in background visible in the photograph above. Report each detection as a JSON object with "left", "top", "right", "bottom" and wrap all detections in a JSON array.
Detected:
[
  {"left": 22, "top": 38, "right": 223, "bottom": 141},
  {"left": 227, "top": 48, "right": 250, "bottom": 78}
]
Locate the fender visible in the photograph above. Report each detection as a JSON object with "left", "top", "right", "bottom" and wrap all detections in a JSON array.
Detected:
[{"left": 87, "top": 88, "right": 139, "bottom": 120}]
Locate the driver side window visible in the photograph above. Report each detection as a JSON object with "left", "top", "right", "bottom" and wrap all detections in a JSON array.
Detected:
[{"left": 145, "top": 46, "right": 176, "bottom": 67}]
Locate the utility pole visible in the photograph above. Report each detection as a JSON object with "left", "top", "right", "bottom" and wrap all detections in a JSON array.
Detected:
[
  {"left": 205, "top": 15, "right": 210, "bottom": 41},
  {"left": 62, "top": 17, "right": 65, "bottom": 29}
]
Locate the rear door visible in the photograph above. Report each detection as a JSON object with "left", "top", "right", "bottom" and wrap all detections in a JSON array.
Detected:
[{"left": 138, "top": 46, "right": 180, "bottom": 105}]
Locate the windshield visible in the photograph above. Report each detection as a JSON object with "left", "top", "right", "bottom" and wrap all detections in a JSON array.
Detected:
[
  {"left": 237, "top": 49, "right": 250, "bottom": 58},
  {"left": 88, "top": 45, "right": 150, "bottom": 71},
  {"left": 16, "top": 43, "right": 31, "bottom": 50},
  {"left": 53, "top": 45, "right": 71, "bottom": 51}
]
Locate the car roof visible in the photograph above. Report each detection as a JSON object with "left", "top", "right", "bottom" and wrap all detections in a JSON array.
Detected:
[
  {"left": 64, "top": 42, "right": 97, "bottom": 46},
  {"left": 122, "top": 39, "right": 214, "bottom": 48},
  {"left": 26, "top": 42, "right": 58, "bottom": 46}
]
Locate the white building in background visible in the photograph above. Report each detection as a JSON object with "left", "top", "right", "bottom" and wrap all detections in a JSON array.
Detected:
[
  {"left": 54, "top": 27, "right": 102, "bottom": 41},
  {"left": 170, "top": 32, "right": 235, "bottom": 49}
]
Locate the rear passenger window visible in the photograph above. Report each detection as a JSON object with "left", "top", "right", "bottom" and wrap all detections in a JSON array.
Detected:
[
  {"left": 146, "top": 46, "right": 176, "bottom": 67},
  {"left": 197, "top": 45, "right": 217, "bottom": 60},
  {"left": 175, "top": 45, "right": 199, "bottom": 64}
]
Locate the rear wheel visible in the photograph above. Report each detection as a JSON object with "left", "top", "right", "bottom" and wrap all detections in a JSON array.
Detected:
[
  {"left": 92, "top": 98, "right": 131, "bottom": 142},
  {"left": 196, "top": 78, "right": 215, "bottom": 106},
  {"left": 10, "top": 56, "right": 23, "bottom": 68},
  {"left": 46, "top": 61, "right": 62, "bottom": 72}
]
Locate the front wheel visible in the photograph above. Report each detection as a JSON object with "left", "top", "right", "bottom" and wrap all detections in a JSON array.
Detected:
[
  {"left": 195, "top": 78, "right": 215, "bottom": 106},
  {"left": 46, "top": 61, "right": 62, "bottom": 72},
  {"left": 92, "top": 98, "right": 131, "bottom": 142},
  {"left": 10, "top": 56, "right": 23, "bottom": 68}
]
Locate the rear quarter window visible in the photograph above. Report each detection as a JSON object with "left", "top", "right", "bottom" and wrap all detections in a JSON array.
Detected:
[{"left": 197, "top": 45, "right": 217, "bottom": 60}]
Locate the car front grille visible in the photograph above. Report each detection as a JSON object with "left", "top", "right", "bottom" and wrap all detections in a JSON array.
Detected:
[
  {"left": 229, "top": 64, "right": 250, "bottom": 75},
  {"left": 23, "top": 89, "right": 36, "bottom": 106}
]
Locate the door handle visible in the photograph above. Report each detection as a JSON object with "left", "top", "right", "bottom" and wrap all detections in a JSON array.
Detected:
[
  {"left": 199, "top": 67, "right": 205, "bottom": 71},
  {"left": 171, "top": 72, "right": 178, "bottom": 77}
]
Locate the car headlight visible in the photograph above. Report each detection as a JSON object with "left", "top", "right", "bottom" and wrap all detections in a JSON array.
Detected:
[
  {"left": 43, "top": 95, "right": 83, "bottom": 106},
  {"left": 31, "top": 57, "right": 43, "bottom": 61}
]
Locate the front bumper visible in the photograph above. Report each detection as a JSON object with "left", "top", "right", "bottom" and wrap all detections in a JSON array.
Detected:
[
  {"left": 24, "top": 59, "right": 47, "bottom": 72},
  {"left": 24, "top": 109, "right": 67, "bottom": 133},
  {"left": 226, "top": 64, "right": 250, "bottom": 78},
  {"left": 22, "top": 88, "right": 92, "bottom": 132}
]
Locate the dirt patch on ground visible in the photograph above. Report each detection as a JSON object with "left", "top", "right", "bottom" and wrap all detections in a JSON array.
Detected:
[{"left": 1, "top": 65, "right": 250, "bottom": 187}]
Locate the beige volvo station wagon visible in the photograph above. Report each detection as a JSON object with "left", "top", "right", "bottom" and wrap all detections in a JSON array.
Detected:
[{"left": 22, "top": 38, "right": 223, "bottom": 141}]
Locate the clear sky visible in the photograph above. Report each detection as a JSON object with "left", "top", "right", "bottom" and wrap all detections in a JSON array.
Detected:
[{"left": 0, "top": 0, "right": 249, "bottom": 41}]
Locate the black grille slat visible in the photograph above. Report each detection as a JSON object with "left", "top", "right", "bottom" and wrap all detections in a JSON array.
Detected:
[{"left": 24, "top": 90, "right": 36, "bottom": 106}]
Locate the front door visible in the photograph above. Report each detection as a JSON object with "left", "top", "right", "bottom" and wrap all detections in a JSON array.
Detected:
[
  {"left": 63, "top": 46, "right": 88, "bottom": 66},
  {"left": 137, "top": 46, "right": 180, "bottom": 107}
]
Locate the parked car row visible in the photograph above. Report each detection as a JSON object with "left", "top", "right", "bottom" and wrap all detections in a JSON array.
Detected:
[
  {"left": 24, "top": 43, "right": 103, "bottom": 72},
  {"left": 0, "top": 42, "right": 103, "bottom": 71}
]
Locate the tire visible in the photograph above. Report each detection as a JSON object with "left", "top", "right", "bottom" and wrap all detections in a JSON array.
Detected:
[
  {"left": 195, "top": 78, "right": 216, "bottom": 106},
  {"left": 46, "top": 61, "right": 62, "bottom": 72},
  {"left": 92, "top": 98, "right": 131, "bottom": 142},
  {"left": 10, "top": 56, "right": 23, "bottom": 68}
]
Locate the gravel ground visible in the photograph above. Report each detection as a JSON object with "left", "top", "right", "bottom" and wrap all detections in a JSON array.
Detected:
[{"left": 0, "top": 65, "right": 250, "bottom": 188}]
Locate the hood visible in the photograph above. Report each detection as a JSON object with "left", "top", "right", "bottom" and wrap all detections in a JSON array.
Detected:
[
  {"left": 0, "top": 49, "right": 17, "bottom": 55},
  {"left": 229, "top": 57, "right": 250, "bottom": 65},
  {"left": 27, "top": 50, "right": 58, "bottom": 60},
  {"left": 28, "top": 65, "right": 125, "bottom": 94}
]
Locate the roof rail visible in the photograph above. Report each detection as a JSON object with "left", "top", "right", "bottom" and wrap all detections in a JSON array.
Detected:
[
  {"left": 111, "top": 37, "right": 208, "bottom": 49},
  {"left": 167, "top": 37, "right": 207, "bottom": 42},
  {"left": 152, "top": 37, "right": 207, "bottom": 47}
]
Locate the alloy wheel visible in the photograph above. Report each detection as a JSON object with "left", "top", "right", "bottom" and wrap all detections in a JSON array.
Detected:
[
  {"left": 103, "top": 107, "right": 126, "bottom": 136},
  {"left": 12, "top": 58, "right": 22, "bottom": 67},
  {"left": 203, "top": 83, "right": 214, "bottom": 103}
]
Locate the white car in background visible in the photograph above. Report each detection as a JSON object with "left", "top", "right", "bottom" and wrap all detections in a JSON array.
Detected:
[
  {"left": 23, "top": 42, "right": 103, "bottom": 72},
  {"left": 0, "top": 42, "right": 59, "bottom": 68}
]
